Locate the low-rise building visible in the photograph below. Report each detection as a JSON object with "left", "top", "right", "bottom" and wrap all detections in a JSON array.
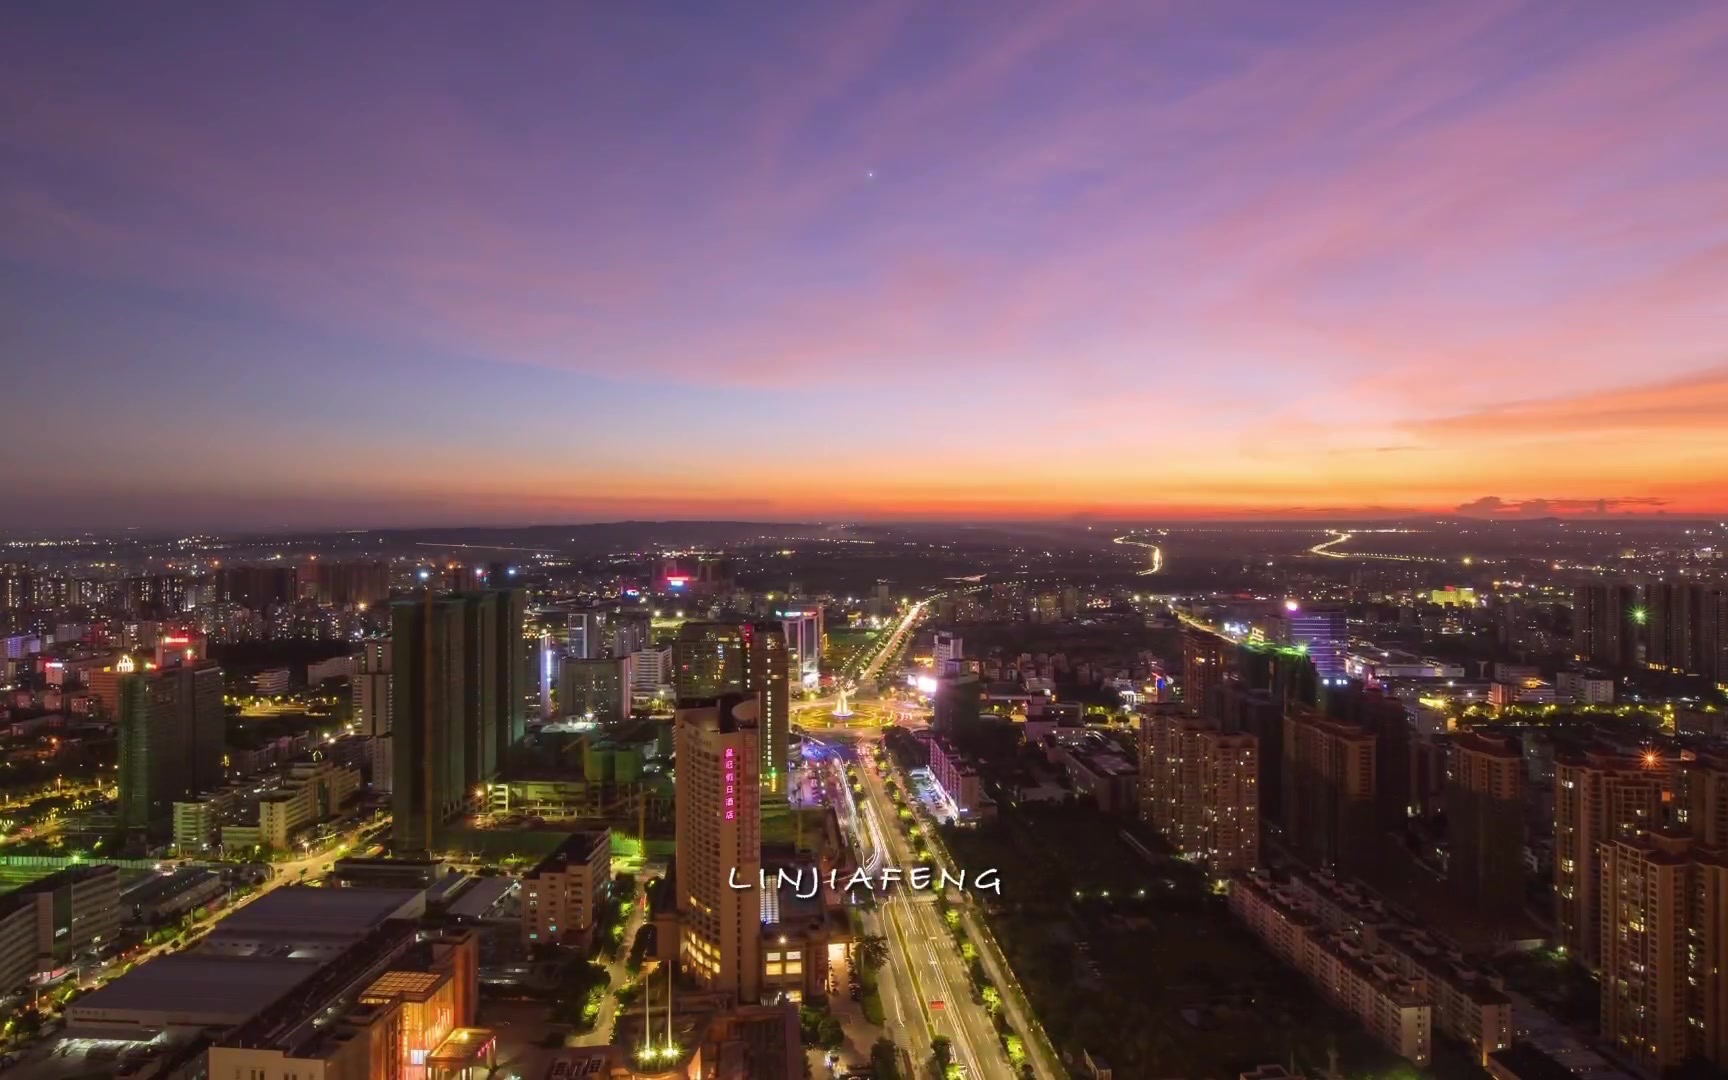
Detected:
[
  {"left": 522, "top": 830, "right": 611, "bottom": 950},
  {"left": 1229, "top": 872, "right": 1432, "bottom": 1066}
]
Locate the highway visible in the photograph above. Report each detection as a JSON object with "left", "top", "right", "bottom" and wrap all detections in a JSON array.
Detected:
[
  {"left": 1111, "top": 533, "right": 1163, "bottom": 576},
  {"left": 1307, "top": 529, "right": 1447, "bottom": 563}
]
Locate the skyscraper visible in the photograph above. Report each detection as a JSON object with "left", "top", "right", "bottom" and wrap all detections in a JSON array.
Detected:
[
  {"left": 391, "top": 589, "right": 526, "bottom": 856},
  {"left": 673, "top": 621, "right": 788, "bottom": 788},
  {"left": 117, "top": 657, "right": 224, "bottom": 833},
  {"left": 1553, "top": 749, "right": 1670, "bottom": 964},
  {"left": 674, "top": 693, "right": 762, "bottom": 1003},
  {"left": 1571, "top": 582, "right": 1641, "bottom": 668},
  {"left": 1447, "top": 732, "right": 1526, "bottom": 914}
]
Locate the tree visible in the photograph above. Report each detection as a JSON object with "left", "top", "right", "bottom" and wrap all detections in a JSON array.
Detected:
[
  {"left": 930, "top": 1035, "right": 953, "bottom": 1072},
  {"left": 855, "top": 933, "right": 889, "bottom": 973},
  {"left": 869, "top": 1037, "right": 901, "bottom": 1080}
]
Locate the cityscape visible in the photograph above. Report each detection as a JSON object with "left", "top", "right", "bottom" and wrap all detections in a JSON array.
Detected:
[{"left": 4, "top": 5, "right": 1728, "bottom": 1080}]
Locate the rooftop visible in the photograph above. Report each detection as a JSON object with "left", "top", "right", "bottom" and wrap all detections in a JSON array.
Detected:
[{"left": 68, "top": 954, "right": 318, "bottom": 1027}]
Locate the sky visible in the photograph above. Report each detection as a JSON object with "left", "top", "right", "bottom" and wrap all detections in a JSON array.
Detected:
[{"left": 3, "top": 0, "right": 1727, "bottom": 531}]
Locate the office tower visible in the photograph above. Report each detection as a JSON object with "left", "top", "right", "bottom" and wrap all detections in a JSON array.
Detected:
[
  {"left": 390, "top": 589, "right": 526, "bottom": 856},
  {"left": 1139, "top": 712, "right": 1259, "bottom": 874},
  {"left": 1182, "top": 628, "right": 1231, "bottom": 722},
  {"left": 932, "top": 631, "right": 964, "bottom": 676},
  {"left": 1572, "top": 582, "right": 1642, "bottom": 668},
  {"left": 567, "top": 608, "right": 607, "bottom": 660},
  {"left": 777, "top": 605, "right": 823, "bottom": 689},
  {"left": 675, "top": 694, "right": 762, "bottom": 1003},
  {"left": 559, "top": 657, "right": 629, "bottom": 722},
  {"left": 673, "top": 621, "right": 788, "bottom": 787},
  {"left": 1646, "top": 580, "right": 1703, "bottom": 674},
  {"left": 1284, "top": 604, "right": 1348, "bottom": 684},
  {"left": 116, "top": 658, "right": 224, "bottom": 833},
  {"left": 1447, "top": 733, "right": 1527, "bottom": 914},
  {"left": 1281, "top": 708, "right": 1377, "bottom": 874},
  {"left": 1553, "top": 750, "right": 1670, "bottom": 964}
]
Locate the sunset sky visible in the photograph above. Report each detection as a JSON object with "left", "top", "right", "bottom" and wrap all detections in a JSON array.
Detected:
[{"left": 4, "top": 1, "right": 1727, "bottom": 530}]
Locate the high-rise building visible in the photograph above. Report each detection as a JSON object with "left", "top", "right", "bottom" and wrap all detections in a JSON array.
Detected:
[
  {"left": 1572, "top": 582, "right": 1642, "bottom": 668},
  {"left": 1595, "top": 753, "right": 1728, "bottom": 1072},
  {"left": 300, "top": 560, "right": 389, "bottom": 607},
  {"left": 1281, "top": 709, "right": 1377, "bottom": 874},
  {"left": 1702, "top": 588, "right": 1728, "bottom": 692},
  {"left": 214, "top": 565, "right": 299, "bottom": 611},
  {"left": 566, "top": 608, "right": 608, "bottom": 660},
  {"left": 559, "top": 657, "right": 629, "bottom": 722},
  {"left": 1284, "top": 605, "right": 1348, "bottom": 684},
  {"left": 116, "top": 658, "right": 224, "bottom": 833},
  {"left": 675, "top": 694, "right": 762, "bottom": 1003},
  {"left": 674, "top": 622, "right": 788, "bottom": 788},
  {"left": 353, "top": 639, "right": 391, "bottom": 737},
  {"left": 1138, "top": 712, "right": 1259, "bottom": 874},
  {"left": 1646, "top": 580, "right": 1702, "bottom": 674},
  {"left": 777, "top": 606, "right": 823, "bottom": 689},
  {"left": 932, "top": 631, "right": 964, "bottom": 676},
  {"left": 1554, "top": 750, "right": 1671, "bottom": 965},
  {"left": 1447, "top": 733, "right": 1526, "bottom": 914},
  {"left": 390, "top": 589, "right": 526, "bottom": 856},
  {"left": 1182, "top": 628, "right": 1231, "bottom": 722}
]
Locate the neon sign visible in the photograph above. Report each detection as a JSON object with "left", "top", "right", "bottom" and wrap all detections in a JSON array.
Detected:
[{"left": 723, "top": 747, "right": 737, "bottom": 819}]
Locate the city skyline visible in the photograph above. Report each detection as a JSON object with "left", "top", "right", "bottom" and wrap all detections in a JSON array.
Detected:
[{"left": 6, "top": 1, "right": 1728, "bottom": 530}]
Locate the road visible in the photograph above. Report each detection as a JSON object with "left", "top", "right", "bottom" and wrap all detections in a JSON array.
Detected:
[
  {"left": 856, "top": 599, "right": 926, "bottom": 684},
  {"left": 575, "top": 891, "right": 649, "bottom": 1046},
  {"left": 844, "top": 742, "right": 1033, "bottom": 1080},
  {"left": 862, "top": 743, "right": 1066, "bottom": 1080},
  {"left": 1111, "top": 533, "right": 1164, "bottom": 576}
]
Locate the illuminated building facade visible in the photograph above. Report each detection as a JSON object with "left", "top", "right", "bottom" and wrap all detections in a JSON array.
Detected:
[
  {"left": 1283, "top": 605, "right": 1348, "bottom": 684},
  {"left": 1182, "top": 628, "right": 1231, "bottom": 722},
  {"left": 559, "top": 657, "right": 629, "bottom": 721},
  {"left": 675, "top": 694, "right": 762, "bottom": 1003},
  {"left": 1139, "top": 713, "right": 1260, "bottom": 873},
  {"left": 1553, "top": 750, "right": 1670, "bottom": 965},
  {"left": 777, "top": 607, "right": 823, "bottom": 688},
  {"left": 674, "top": 622, "right": 788, "bottom": 787},
  {"left": 522, "top": 829, "right": 612, "bottom": 950}
]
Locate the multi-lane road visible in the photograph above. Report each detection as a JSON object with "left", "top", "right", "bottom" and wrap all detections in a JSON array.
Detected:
[{"left": 850, "top": 744, "right": 1023, "bottom": 1079}]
